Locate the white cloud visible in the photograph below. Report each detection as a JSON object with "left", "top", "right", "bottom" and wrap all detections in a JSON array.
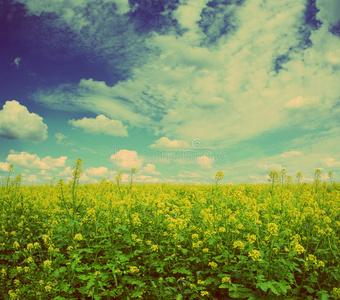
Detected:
[
  {"left": 69, "top": 114, "right": 128, "bottom": 137},
  {"left": 17, "top": 0, "right": 131, "bottom": 17},
  {"left": 112, "top": 0, "right": 130, "bottom": 15},
  {"left": 110, "top": 150, "right": 143, "bottom": 170},
  {"left": 0, "top": 100, "right": 48, "bottom": 143},
  {"left": 320, "top": 157, "right": 340, "bottom": 168},
  {"left": 38, "top": 170, "right": 49, "bottom": 175},
  {"left": 55, "top": 133, "right": 67, "bottom": 144},
  {"left": 14, "top": 57, "right": 21, "bottom": 67},
  {"left": 172, "top": 0, "right": 209, "bottom": 41},
  {"left": 137, "top": 175, "right": 162, "bottom": 183},
  {"left": 150, "top": 137, "right": 189, "bottom": 149},
  {"left": 55, "top": 133, "right": 74, "bottom": 145},
  {"left": 285, "top": 96, "right": 319, "bottom": 108},
  {"left": 0, "top": 162, "right": 10, "bottom": 172},
  {"left": 280, "top": 151, "right": 303, "bottom": 158},
  {"left": 197, "top": 155, "right": 215, "bottom": 169},
  {"left": 58, "top": 167, "right": 72, "bottom": 177},
  {"left": 140, "top": 164, "right": 161, "bottom": 176},
  {"left": 86, "top": 167, "right": 109, "bottom": 177},
  {"left": 27, "top": 175, "right": 38, "bottom": 183},
  {"left": 178, "top": 171, "right": 202, "bottom": 178},
  {"left": 30, "top": 0, "right": 340, "bottom": 153},
  {"left": 79, "top": 173, "right": 90, "bottom": 183},
  {"left": 257, "top": 163, "right": 283, "bottom": 171},
  {"left": 7, "top": 151, "right": 67, "bottom": 170}
]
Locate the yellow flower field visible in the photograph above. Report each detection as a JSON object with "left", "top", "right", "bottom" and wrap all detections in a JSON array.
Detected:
[{"left": 1, "top": 162, "right": 340, "bottom": 299}]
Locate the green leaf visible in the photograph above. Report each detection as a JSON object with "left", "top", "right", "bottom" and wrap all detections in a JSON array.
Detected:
[
  {"left": 86, "top": 278, "right": 95, "bottom": 289},
  {"left": 181, "top": 248, "right": 188, "bottom": 255},
  {"left": 257, "top": 282, "right": 269, "bottom": 292},
  {"left": 267, "top": 282, "right": 280, "bottom": 295},
  {"left": 304, "top": 286, "right": 314, "bottom": 294}
]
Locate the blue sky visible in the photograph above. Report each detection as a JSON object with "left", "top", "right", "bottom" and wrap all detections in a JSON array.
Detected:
[{"left": 1, "top": 0, "right": 340, "bottom": 184}]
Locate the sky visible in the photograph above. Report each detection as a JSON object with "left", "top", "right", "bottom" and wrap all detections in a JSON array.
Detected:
[{"left": 0, "top": 0, "right": 340, "bottom": 185}]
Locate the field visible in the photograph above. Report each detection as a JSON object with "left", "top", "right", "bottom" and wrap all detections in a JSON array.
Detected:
[{"left": 1, "top": 163, "right": 340, "bottom": 299}]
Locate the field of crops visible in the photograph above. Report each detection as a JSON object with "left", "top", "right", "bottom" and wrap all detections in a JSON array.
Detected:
[{"left": 1, "top": 162, "right": 340, "bottom": 299}]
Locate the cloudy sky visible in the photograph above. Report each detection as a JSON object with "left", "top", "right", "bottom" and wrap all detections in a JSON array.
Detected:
[{"left": 1, "top": 0, "right": 340, "bottom": 184}]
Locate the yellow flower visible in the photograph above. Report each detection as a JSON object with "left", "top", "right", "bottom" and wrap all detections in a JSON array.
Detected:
[
  {"left": 237, "top": 224, "right": 244, "bottom": 230},
  {"left": 219, "top": 227, "right": 226, "bottom": 233},
  {"left": 1, "top": 268, "right": 7, "bottom": 277},
  {"left": 222, "top": 276, "right": 231, "bottom": 284},
  {"left": 129, "top": 266, "right": 139, "bottom": 274},
  {"left": 74, "top": 234, "right": 83, "bottom": 241},
  {"left": 197, "top": 280, "right": 205, "bottom": 285},
  {"left": 333, "top": 287, "right": 340, "bottom": 299},
  {"left": 208, "top": 261, "right": 218, "bottom": 268},
  {"left": 267, "top": 223, "right": 278, "bottom": 235},
  {"left": 13, "top": 241, "right": 20, "bottom": 249},
  {"left": 293, "top": 243, "right": 305, "bottom": 255},
  {"left": 200, "top": 291, "right": 209, "bottom": 297},
  {"left": 146, "top": 240, "right": 152, "bottom": 245},
  {"left": 151, "top": 244, "right": 158, "bottom": 252},
  {"left": 8, "top": 290, "right": 17, "bottom": 300},
  {"left": 42, "top": 235, "right": 49, "bottom": 244},
  {"left": 318, "top": 261, "right": 325, "bottom": 268},
  {"left": 27, "top": 243, "right": 34, "bottom": 250},
  {"left": 27, "top": 257, "right": 33, "bottom": 264},
  {"left": 233, "top": 240, "right": 245, "bottom": 250},
  {"left": 43, "top": 260, "right": 52, "bottom": 268},
  {"left": 246, "top": 234, "right": 257, "bottom": 244},
  {"left": 45, "top": 285, "right": 52, "bottom": 292},
  {"left": 248, "top": 249, "right": 262, "bottom": 262},
  {"left": 202, "top": 248, "right": 209, "bottom": 253},
  {"left": 192, "top": 234, "right": 199, "bottom": 240}
]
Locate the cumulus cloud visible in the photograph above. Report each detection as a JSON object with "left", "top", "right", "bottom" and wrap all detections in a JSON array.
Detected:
[
  {"left": 7, "top": 151, "right": 67, "bottom": 170},
  {"left": 55, "top": 133, "right": 74, "bottom": 145},
  {"left": 110, "top": 150, "right": 143, "bottom": 170},
  {"left": 58, "top": 167, "right": 72, "bottom": 176},
  {"left": 257, "top": 163, "right": 283, "bottom": 171},
  {"left": 285, "top": 96, "right": 319, "bottom": 108},
  {"left": 178, "top": 171, "right": 202, "bottom": 178},
  {"left": 86, "top": 167, "right": 109, "bottom": 177},
  {"left": 280, "top": 151, "right": 303, "bottom": 158},
  {"left": 150, "top": 137, "right": 189, "bottom": 149},
  {"left": 69, "top": 114, "right": 128, "bottom": 137},
  {"left": 0, "top": 162, "right": 10, "bottom": 172},
  {"left": 197, "top": 155, "right": 215, "bottom": 169},
  {"left": 0, "top": 100, "right": 48, "bottom": 143},
  {"left": 137, "top": 175, "right": 162, "bottom": 183},
  {"left": 27, "top": 174, "right": 38, "bottom": 183},
  {"left": 320, "top": 157, "right": 340, "bottom": 168},
  {"left": 140, "top": 164, "right": 161, "bottom": 175}
]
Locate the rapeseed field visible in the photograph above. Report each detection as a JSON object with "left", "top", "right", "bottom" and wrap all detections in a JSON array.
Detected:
[{"left": 1, "top": 161, "right": 339, "bottom": 299}]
